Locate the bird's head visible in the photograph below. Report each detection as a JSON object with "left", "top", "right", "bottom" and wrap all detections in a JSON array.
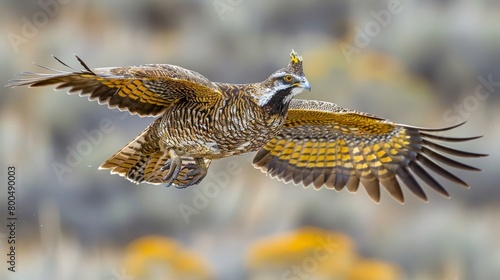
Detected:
[{"left": 257, "top": 50, "right": 311, "bottom": 112}]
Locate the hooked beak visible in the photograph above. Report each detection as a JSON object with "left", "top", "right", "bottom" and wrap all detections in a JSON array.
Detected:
[{"left": 299, "top": 78, "right": 311, "bottom": 91}]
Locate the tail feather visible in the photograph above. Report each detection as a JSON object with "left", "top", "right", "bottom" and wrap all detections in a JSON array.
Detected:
[
  {"left": 99, "top": 127, "right": 211, "bottom": 186},
  {"left": 99, "top": 127, "right": 154, "bottom": 183}
]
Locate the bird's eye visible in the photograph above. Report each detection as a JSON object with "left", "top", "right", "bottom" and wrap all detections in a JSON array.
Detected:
[{"left": 284, "top": 75, "right": 293, "bottom": 83}]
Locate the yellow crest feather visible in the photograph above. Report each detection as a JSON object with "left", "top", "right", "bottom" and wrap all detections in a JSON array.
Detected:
[{"left": 290, "top": 49, "right": 302, "bottom": 65}]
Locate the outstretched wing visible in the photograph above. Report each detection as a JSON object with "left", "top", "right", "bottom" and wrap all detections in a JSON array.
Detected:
[
  {"left": 6, "top": 56, "right": 222, "bottom": 117},
  {"left": 253, "top": 99, "right": 487, "bottom": 203}
]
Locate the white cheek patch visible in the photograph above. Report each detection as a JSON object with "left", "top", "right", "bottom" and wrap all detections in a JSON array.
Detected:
[
  {"left": 258, "top": 88, "right": 274, "bottom": 107},
  {"left": 290, "top": 87, "right": 305, "bottom": 97},
  {"left": 258, "top": 83, "right": 289, "bottom": 106},
  {"left": 283, "top": 87, "right": 305, "bottom": 104},
  {"left": 258, "top": 82, "right": 304, "bottom": 107}
]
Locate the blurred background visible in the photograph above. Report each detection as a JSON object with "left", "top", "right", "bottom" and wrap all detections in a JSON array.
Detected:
[{"left": 1, "top": 0, "right": 499, "bottom": 279}]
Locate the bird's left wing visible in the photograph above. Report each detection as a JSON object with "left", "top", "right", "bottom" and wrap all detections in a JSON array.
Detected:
[
  {"left": 253, "top": 99, "right": 486, "bottom": 203},
  {"left": 7, "top": 56, "right": 223, "bottom": 117}
]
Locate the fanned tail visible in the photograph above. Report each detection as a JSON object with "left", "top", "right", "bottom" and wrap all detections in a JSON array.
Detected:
[
  {"left": 99, "top": 126, "right": 211, "bottom": 186},
  {"left": 99, "top": 125, "right": 159, "bottom": 184}
]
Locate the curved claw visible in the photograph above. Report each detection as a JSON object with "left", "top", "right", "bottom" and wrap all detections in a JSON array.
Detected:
[
  {"left": 177, "top": 162, "right": 208, "bottom": 188},
  {"left": 182, "top": 163, "right": 202, "bottom": 178},
  {"left": 162, "top": 150, "right": 182, "bottom": 187},
  {"left": 161, "top": 159, "right": 171, "bottom": 172}
]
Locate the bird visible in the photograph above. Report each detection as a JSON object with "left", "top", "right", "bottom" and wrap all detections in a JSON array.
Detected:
[{"left": 7, "top": 50, "right": 486, "bottom": 203}]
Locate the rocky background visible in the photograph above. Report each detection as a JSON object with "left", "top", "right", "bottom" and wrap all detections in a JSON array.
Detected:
[{"left": 1, "top": 0, "right": 499, "bottom": 279}]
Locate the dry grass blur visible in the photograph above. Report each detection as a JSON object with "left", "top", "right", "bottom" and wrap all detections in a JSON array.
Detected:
[{"left": 1, "top": 0, "right": 500, "bottom": 279}]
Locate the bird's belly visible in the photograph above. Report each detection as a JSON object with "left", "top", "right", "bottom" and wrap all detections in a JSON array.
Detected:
[{"left": 160, "top": 107, "right": 282, "bottom": 158}]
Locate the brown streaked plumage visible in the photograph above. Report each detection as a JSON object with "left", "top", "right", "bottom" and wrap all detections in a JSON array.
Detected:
[
  {"left": 8, "top": 51, "right": 311, "bottom": 188},
  {"left": 7, "top": 51, "right": 486, "bottom": 203}
]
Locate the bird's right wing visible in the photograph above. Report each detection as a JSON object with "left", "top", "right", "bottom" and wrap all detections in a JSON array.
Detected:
[
  {"left": 7, "top": 56, "right": 223, "bottom": 117},
  {"left": 253, "top": 99, "right": 486, "bottom": 203}
]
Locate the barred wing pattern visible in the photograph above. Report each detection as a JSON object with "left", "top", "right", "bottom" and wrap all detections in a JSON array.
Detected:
[
  {"left": 253, "top": 99, "right": 486, "bottom": 203},
  {"left": 7, "top": 56, "right": 222, "bottom": 117}
]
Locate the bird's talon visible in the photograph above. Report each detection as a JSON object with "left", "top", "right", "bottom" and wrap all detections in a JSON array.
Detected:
[
  {"left": 161, "top": 150, "right": 182, "bottom": 186},
  {"left": 161, "top": 159, "right": 172, "bottom": 172},
  {"left": 177, "top": 162, "right": 207, "bottom": 187}
]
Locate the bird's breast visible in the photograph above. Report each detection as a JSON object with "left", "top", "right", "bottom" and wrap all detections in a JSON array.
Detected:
[{"left": 158, "top": 98, "right": 286, "bottom": 158}]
